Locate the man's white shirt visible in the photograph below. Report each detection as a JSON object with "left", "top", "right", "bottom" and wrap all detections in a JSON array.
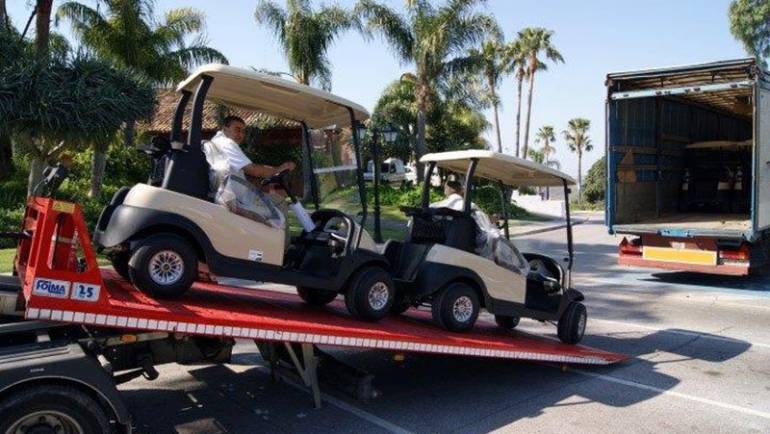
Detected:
[{"left": 203, "top": 130, "right": 252, "bottom": 173}]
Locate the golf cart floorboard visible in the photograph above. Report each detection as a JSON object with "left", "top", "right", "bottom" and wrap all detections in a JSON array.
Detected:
[{"left": 24, "top": 269, "right": 625, "bottom": 366}]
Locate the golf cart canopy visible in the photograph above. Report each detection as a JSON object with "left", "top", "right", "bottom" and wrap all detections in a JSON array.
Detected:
[
  {"left": 420, "top": 150, "right": 576, "bottom": 187},
  {"left": 177, "top": 64, "right": 370, "bottom": 128}
]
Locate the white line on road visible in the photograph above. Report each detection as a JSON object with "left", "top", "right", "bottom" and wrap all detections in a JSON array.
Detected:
[
  {"left": 592, "top": 318, "right": 770, "bottom": 350},
  {"left": 571, "top": 368, "right": 770, "bottom": 421}
]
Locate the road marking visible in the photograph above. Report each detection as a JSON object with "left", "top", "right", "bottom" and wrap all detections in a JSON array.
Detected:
[
  {"left": 592, "top": 318, "right": 770, "bottom": 350},
  {"left": 571, "top": 368, "right": 770, "bottom": 421},
  {"left": 282, "top": 379, "right": 414, "bottom": 434}
]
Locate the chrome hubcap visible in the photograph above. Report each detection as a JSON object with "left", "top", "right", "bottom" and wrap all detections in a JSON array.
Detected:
[
  {"left": 453, "top": 296, "right": 474, "bottom": 323},
  {"left": 148, "top": 250, "right": 184, "bottom": 285},
  {"left": 8, "top": 410, "right": 83, "bottom": 434},
  {"left": 368, "top": 282, "right": 390, "bottom": 311}
]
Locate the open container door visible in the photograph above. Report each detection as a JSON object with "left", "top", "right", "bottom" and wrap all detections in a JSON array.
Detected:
[{"left": 754, "top": 81, "right": 770, "bottom": 234}]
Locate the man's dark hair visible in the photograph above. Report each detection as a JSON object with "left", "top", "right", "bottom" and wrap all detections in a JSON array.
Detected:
[
  {"left": 445, "top": 180, "right": 463, "bottom": 195},
  {"left": 223, "top": 115, "right": 245, "bottom": 127}
]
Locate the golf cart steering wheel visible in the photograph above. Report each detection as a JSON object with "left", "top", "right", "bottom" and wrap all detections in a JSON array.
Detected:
[{"left": 261, "top": 168, "right": 291, "bottom": 189}]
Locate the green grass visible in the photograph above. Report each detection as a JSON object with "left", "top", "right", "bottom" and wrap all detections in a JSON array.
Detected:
[{"left": 0, "top": 248, "right": 14, "bottom": 274}]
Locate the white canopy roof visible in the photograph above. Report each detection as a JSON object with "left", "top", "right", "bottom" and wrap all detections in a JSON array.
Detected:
[
  {"left": 177, "top": 64, "right": 369, "bottom": 128},
  {"left": 420, "top": 150, "right": 576, "bottom": 187}
]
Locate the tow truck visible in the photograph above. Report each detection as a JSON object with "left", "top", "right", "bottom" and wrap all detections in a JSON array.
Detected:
[{"left": 0, "top": 197, "right": 626, "bottom": 433}]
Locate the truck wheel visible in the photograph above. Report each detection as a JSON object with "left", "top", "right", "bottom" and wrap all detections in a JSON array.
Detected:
[
  {"left": 431, "top": 282, "right": 480, "bottom": 332},
  {"left": 495, "top": 314, "right": 520, "bottom": 330},
  {"left": 109, "top": 250, "right": 130, "bottom": 280},
  {"left": 129, "top": 234, "right": 197, "bottom": 298},
  {"left": 0, "top": 385, "right": 111, "bottom": 434},
  {"left": 344, "top": 267, "right": 394, "bottom": 321},
  {"left": 557, "top": 302, "right": 587, "bottom": 344},
  {"left": 297, "top": 287, "right": 338, "bottom": 306}
]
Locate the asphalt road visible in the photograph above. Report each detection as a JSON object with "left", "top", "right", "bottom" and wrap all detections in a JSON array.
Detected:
[{"left": 119, "top": 213, "right": 770, "bottom": 433}]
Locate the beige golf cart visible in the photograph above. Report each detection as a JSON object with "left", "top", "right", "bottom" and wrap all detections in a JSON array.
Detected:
[
  {"left": 94, "top": 64, "right": 397, "bottom": 321},
  {"left": 383, "top": 150, "right": 587, "bottom": 344}
]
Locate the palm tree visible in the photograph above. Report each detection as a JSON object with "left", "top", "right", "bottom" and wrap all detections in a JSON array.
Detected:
[
  {"left": 563, "top": 118, "right": 592, "bottom": 194},
  {"left": 505, "top": 39, "right": 525, "bottom": 157},
  {"left": 255, "top": 0, "right": 359, "bottom": 90},
  {"left": 535, "top": 125, "right": 556, "bottom": 161},
  {"left": 534, "top": 125, "right": 557, "bottom": 199},
  {"left": 355, "top": 0, "right": 497, "bottom": 181},
  {"left": 57, "top": 0, "right": 227, "bottom": 196},
  {"left": 518, "top": 27, "right": 563, "bottom": 160},
  {"left": 467, "top": 36, "right": 507, "bottom": 153}
]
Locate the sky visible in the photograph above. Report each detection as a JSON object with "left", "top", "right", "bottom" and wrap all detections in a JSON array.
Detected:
[{"left": 7, "top": 0, "right": 748, "bottom": 179}]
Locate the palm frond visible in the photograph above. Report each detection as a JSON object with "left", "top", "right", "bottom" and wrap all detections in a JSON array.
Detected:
[
  {"left": 355, "top": 0, "right": 413, "bottom": 62},
  {"left": 255, "top": 0, "right": 288, "bottom": 48}
]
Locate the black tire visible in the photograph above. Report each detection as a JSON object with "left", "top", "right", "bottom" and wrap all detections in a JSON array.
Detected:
[
  {"left": 0, "top": 384, "right": 111, "bottom": 434},
  {"left": 431, "top": 282, "right": 480, "bottom": 332},
  {"left": 495, "top": 314, "right": 520, "bottom": 330},
  {"left": 109, "top": 250, "right": 130, "bottom": 281},
  {"left": 557, "top": 302, "right": 587, "bottom": 344},
  {"left": 128, "top": 234, "right": 197, "bottom": 298},
  {"left": 344, "top": 267, "right": 394, "bottom": 321},
  {"left": 297, "top": 287, "right": 338, "bottom": 306}
]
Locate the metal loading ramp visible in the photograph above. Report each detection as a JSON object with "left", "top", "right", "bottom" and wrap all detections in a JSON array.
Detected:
[{"left": 23, "top": 270, "right": 626, "bottom": 366}]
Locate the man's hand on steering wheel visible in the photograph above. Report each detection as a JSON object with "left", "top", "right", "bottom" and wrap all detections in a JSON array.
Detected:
[{"left": 278, "top": 161, "right": 296, "bottom": 172}]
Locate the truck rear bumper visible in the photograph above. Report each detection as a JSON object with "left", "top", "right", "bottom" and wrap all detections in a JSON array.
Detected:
[{"left": 618, "top": 254, "right": 750, "bottom": 275}]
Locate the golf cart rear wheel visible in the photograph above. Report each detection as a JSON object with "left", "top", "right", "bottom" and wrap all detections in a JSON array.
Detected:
[
  {"left": 431, "top": 282, "right": 480, "bottom": 332},
  {"left": 109, "top": 250, "right": 130, "bottom": 280},
  {"left": 557, "top": 302, "right": 587, "bottom": 344},
  {"left": 128, "top": 234, "right": 197, "bottom": 299},
  {"left": 344, "top": 267, "right": 394, "bottom": 322},
  {"left": 494, "top": 314, "right": 520, "bottom": 330},
  {"left": 297, "top": 287, "right": 338, "bottom": 306}
]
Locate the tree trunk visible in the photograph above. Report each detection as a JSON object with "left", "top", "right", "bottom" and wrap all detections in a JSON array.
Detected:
[
  {"left": 577, "top": 150, "right": 583, "bottom": 198},
  {"left": 123, "top": 119, "right": 136, "bottom": 147},
  {"left": 488, "top": 75, "right": 502, "bottom": 153},
  {"left": 514, "top": 74, "right": 523, "bottom": 158},
  {"left": 415, "top": 81, "right": 429, "bottom": 183},
  {"left": 0, "top": 0, "right": 8, "bottom": 30},
  {"left": 522, "top": 68, "right": 536, "bottom": 160},
  {"left": 90, "top": 143, "right": 107, "bottom": 198},
  {"left": 27, "top": 156, "right": 46, "bottom": 196},
  {"left": 34, "top": 0, "right": 53, "bottom": 57},
  {"left": 0, "top": 133, "right": 13, "bottom": 178},
  {"left": 492, "top": 101, "right": 502, "bottom": 153}
]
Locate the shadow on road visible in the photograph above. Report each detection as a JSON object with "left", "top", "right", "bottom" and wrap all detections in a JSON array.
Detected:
[{"left": 120, "top": 324, "right": 752, "bottom": 433}]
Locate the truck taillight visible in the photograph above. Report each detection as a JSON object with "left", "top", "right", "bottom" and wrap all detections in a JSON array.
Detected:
[
  {"left": 619, "top": 237, "right": 642, "bottom": 255},
  {"left": 719, "top": 244, "right": 750, "bottom": 261}
]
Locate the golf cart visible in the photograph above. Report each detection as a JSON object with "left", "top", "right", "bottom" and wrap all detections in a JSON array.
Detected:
[
  {"left": 382, "top": 150, "right": 587, "bottom": 344},
  {"left": 94, "top": 64, "right": 396, "bottom": 321}
]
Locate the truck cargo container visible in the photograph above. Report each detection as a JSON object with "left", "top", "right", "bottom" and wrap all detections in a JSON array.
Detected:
[{"left": 606, "top": 58, "right": 770, "bottom": 275}]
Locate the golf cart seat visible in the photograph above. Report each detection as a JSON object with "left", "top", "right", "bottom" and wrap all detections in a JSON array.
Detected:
[{"left": 405, "top": 207, "right": 477, "bottom": 253}]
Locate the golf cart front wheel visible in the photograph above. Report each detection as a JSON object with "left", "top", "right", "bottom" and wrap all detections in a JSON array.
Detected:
[
  {"left": 495, "top": 314, "right": 520, "bottom": 330},
  {"left": 431, "top": 282, "right": 480, "bottom": 332},
  {"left": 557, "top": 302, "right": 587, "bottom": 344},
  {"left": 344, "top": 267, "right": 394, "bottom": 321},
  {"left": 128, "top": 234, "right": 197, "bottom": 299},
  {"left": 297, "top": 287, "right": 338, "bottom": 306}
]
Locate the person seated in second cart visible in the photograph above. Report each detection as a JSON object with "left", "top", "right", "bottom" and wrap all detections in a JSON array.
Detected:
[
  {"left": 203, "top": 115, "right": 296, "bottom": 229},
  {"left": 431, "top": 180, "right": 528, "bottom": 274}
]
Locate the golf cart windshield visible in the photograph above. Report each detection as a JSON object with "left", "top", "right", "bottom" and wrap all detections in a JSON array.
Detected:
[{"left": 165, "top": 64, "right": 370, "bottom": 220}]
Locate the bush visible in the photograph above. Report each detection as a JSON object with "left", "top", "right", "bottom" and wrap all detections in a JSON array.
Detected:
[{"left": 582, "top": 156, "right": 606, "bottom": 203}]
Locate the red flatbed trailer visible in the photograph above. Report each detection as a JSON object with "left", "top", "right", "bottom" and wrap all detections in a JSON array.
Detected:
[{"left": 5, "top": 197, "right": 626, "bottom": 418}]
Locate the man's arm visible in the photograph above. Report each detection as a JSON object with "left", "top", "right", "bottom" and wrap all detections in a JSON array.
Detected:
[{"left": 242, "top": 161, "right": 296, "bottom": 178}]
